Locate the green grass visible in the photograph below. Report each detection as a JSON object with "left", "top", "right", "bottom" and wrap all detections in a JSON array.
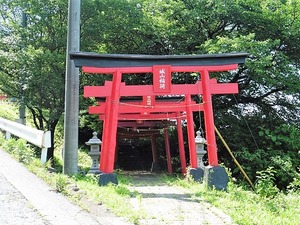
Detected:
[
  {"left": 0, "top": 101, "right": 19, "bottom": 120},
  {"left": 168, "top": 177, "right": 300, "bottom": 225}
]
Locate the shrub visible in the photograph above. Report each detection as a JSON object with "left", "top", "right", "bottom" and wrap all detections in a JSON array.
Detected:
[
  {"left": 255, "top": 166, "right": 279, "bottom": 198},
  {"left": 55, "top": 174, "right": 69, "bottom": 194},
  {"left": 2, "top": 138, "right": 34, "bottom": 164},
  {"left": 2, "top": 138, "right": 17, "bottom": 153},
  {"left": 14, "top": 139, "right": 34, "bottom": 164},
  {"left": 287, "top": 177, "right": 300, "bottom": 193}
]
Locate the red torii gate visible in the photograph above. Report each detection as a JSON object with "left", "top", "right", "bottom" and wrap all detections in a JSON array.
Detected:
[
  {"left": 70, "top": 52, "right": 247, "bottom": 188},
  {"left": 93, "top": 96, "right": 193, "bottom": 175}
]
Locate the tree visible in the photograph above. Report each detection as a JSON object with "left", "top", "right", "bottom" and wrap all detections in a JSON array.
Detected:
[
  {"left": 0, "top": 0, "right": 151, "bottom": 160},
  {"left": 0, "top": 0, "right": 68, "bottom": 160},
  {"left": 190, "top": 0, "right": 300, "bottom": 187}
]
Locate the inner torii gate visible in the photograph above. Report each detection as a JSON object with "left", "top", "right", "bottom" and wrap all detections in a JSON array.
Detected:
[
  {"left": 92, "top": 96, "right": 194, "bottom": 174},
  {"left": 70, "top": 52, "right": 247, "bottom": 189}
]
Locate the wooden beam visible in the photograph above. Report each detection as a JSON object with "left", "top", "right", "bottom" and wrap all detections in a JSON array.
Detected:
[
  {"left": 70, "top": 52, "right": 248, "bottom": 68},
  {"left": 84, "top": 79, "right": 238, "bottom": 97},
  {"left": 118, "top": 120, "right": 176, "bottom": 128},
  {"left": 89, "top": 103, "right": 203, "bottom": 114}
]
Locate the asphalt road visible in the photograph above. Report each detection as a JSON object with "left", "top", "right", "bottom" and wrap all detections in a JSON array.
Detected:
[
  {"left": 0, "top": 172, "right": 49, "bottom": 225},
  {"left": 0, "top": 149, "right": 130, "bottom": 225}
]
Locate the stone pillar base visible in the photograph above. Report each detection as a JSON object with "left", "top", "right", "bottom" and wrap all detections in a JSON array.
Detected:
[
  {"left": 98, "top": 173, "right": 118, "bottom": 186},
  {"left": 204, "top": 166, "right": 229, "bottom": 191},
  {"left": 189, "top": 167, "right": 205, "bottom": 181},
  {"left": 151, "top": 161, "right": 160, "bottom": 172}
]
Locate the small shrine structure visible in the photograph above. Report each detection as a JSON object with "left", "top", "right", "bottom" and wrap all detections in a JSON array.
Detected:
[{"left": 70, "top": 52, "right": 247, "bottom": 189}]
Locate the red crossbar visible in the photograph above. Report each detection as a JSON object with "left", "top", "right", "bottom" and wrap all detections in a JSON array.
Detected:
[
  {"left": 84, "top": 80, "right": 238, "bottom": 97},
  {"left": 89, "top": 103, "right": 203, "bottom": 114},
  {"left": 99, "top": 112, "right": 186, "bottom": 121}
]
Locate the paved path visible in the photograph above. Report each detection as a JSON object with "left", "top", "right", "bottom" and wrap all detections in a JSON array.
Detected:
[
  {"left": 0, "top": 149, "right": 130, "bottom": 225},
  {"left": 129, "top": 172, "right": 235, "bottom": 225}
]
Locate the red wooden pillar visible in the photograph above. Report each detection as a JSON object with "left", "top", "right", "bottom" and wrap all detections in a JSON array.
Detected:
[
  {"left": 100, "top": 71, "right": 122, "bottom": 173},
  {"left": 99, "top": 97, "right": 111, "bottom": 172},
  {"left": 201, "top": 70, "right": 218, "bottom": 166},
  {"left": 176, "top": 116, "right": 187, "bottom": 174},
  {"left": 185, "top": 94, "right": 198, "bottom": 168},
  {"left": 164, "top": 127, "right": 172, "bottom": 174}
]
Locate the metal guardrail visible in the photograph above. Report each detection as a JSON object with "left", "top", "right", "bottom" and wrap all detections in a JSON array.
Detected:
[{"left": 0, "top": 117, "right": 51, "bottom": 164}]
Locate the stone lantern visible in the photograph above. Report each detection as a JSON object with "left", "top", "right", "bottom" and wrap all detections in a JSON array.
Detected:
[
  {"left": 195, "top": 130, "right": 207, "bottom": 168},
  {"left": 85, "top": 132, "right": 102, "bottom": 174}
]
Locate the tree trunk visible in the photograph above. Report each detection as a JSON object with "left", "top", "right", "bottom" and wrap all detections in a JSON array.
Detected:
[{"left": 46, "top": 120, "right": 59, "bottom": 162}]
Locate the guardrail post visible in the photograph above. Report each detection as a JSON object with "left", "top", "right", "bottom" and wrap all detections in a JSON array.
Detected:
[
  {"left": 41, "top": 131, "right": 51, "bottom": 164},
  {"left": 5, "top": 131, "right": 11, "bottom": 140}
]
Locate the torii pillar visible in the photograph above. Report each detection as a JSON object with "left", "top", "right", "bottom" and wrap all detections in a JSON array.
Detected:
[{"left": 191, "top": 70, "right": 231, "bottom": 190}]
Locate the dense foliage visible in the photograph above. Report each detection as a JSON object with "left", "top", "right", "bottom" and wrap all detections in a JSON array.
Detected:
[{"left": 0, "top": 0, "right": 299, "bottom": 190}]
